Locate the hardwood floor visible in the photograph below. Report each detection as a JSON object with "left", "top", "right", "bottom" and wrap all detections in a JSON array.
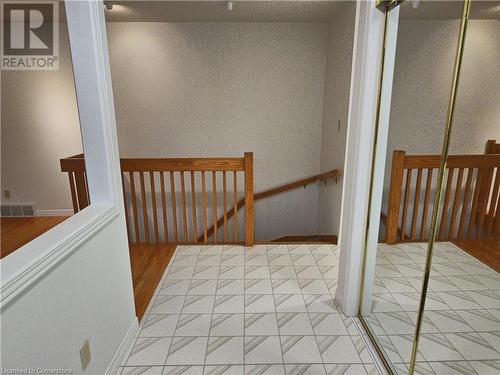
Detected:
[
  {"left": 129, "top": 244, "right": 176, "bottom": 320},
  {"left": 0, "top": 216, "right": 68, "bottom": 259},
  {"left": 452, "top": 239, "right": 500, "bottom": 273},
  {"left": 1, "top": 216, "right": 175, "bottom": 320}
]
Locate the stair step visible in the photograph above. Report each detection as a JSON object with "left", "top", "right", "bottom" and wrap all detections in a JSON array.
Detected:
[{"left": 269, "top": 234, "right": 337, "bottom": 244}]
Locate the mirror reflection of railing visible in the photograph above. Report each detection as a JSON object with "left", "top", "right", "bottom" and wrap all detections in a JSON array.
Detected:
[
  {"left": 383, "top": 140, "right": 500, "bottom": 243},
  {"left": 61, "top": 153, "right": 254, "bottom": 246}
]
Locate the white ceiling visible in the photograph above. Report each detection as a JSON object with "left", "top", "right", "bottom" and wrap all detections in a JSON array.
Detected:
[
  {"left": 102, "top": 0, "right": 500, "bottom": 23},
  {"left": 104, "top": 1, "right": 347, "bottom": 22}
]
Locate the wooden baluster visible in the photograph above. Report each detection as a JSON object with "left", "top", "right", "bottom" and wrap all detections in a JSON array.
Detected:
[
  {"left": 202, "top": 171, "right": 208, "bottom": 243},
  {"left": 67, "top": 172, "right": 78, "bottom": 213},
  {"left": 84, "top": 172, "right": 90, "bottom": 204},
  {"left": 223, "top": 171, "right": 228, "bottom": 242},
  {"left": 410, "top": 169, "right": 422, "bottom": 240},
  {"left": 400, "top": 168, "right": 412, "bottom": 241},
  {"left": 476, "top": 167, "right": 491, "bottom": 239},
  {"left": 74, "top": 171, "right": 89, "bottom": 210},
  {"left": 476, "top": 141, "right": 496, "bottom": 237},
  {"left": 438, "top": 168, "right": 454, "bottom": 240},
  {"left": 467, "top": 169, "right": 483, "bottom": 239},
  {"left": 129, "top": 171, "right": 140, "bottom": 243},
  {"left": 494, "top": 187, "right": 500, "bottom": 237},
  {"left": 458, "top": 168, "right": 474, "bottom": 239},
  {"left": 180, "top": 171, "right": 188, "bottom": 242},
  {"left": 486, "top": 168, "right": 500, "bottom": 237},
  {"left": 122, "top": 172, "right": 132, "bottom": 244},
  {"left": 170, "top": 171, "right": 178, "bottom": 243},
  {"left": 212, "top": 171, "right": 218, "bottom": 244},
  {"left": 448, "top": 168, "right": 464, "bottom": 239},
  {"left": 139, "top": 172, "right": 150, "bottom": 243},
  {"left": 191, "top": 171, "right": 198, "bottom": 243},
  {"left": 386, "top": 151, "right": 405, "bottom": 243},
  {"left": 244, "top": 152, "right": 254, "bottom": 246},
  {"left": 233, "top": 171, "right": 238, "bottom": 243},
  {"left": 160, "top": 171, "right": 169, "bottom": 243},
  {"left": 150, "top": 172, "right": 159, "bottom": 243},
  {"left": 420, "top": 168, "right": 433, "bottom": 240}
]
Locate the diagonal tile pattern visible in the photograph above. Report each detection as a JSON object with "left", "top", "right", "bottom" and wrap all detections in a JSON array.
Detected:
[
  {"left": 120, "top": 244, "right": 377, "bottom": 375},
  {"left": 122, "top": 242, "right": 499, "bottom": 375},
  {"left": 364, "top": 241, "right": 500, "bottom": 374}
]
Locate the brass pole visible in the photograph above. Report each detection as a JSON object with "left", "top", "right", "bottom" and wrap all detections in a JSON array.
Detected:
[{"left": 408, "top": 1, "right": 471, "bottom": 374}]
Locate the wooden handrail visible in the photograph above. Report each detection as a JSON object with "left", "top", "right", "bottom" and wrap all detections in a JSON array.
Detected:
[
  {"left": 200, "top": 169, "right": 341, "bottom": 242},
  {"left": 120, "top": 157, "right": 246, "bottom": 172},
  {"left": 255, "top": 169, "right": 341, "bottom": 200},
  {"left": 384, "top": 141, "right": 500, "bottom": 244}
]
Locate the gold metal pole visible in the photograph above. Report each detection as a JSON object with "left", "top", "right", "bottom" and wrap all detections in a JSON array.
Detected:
[{"left": 407, "top": 1, "right": 471, "bottom": 374}]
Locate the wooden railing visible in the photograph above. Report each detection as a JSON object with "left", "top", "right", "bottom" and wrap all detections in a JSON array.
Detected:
[
  {"left": 201, "top": 169, "right": 341, "bottom": 242},
  {"left": 61, "top": 153, "right": 254, "bottom": 246},
  {"left": 385, "top": 142, "right": 500, "bottom": 244},
  {"left": 486, "top": 139, "right": 500, "bottom": 154},
  {"left": 60, "top": 153, "right": 88, "bottom": 213}
]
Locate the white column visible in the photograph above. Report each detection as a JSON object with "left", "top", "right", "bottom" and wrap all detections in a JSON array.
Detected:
[{"left": 335, "top": 0, "right": 388, "bottom": 316}]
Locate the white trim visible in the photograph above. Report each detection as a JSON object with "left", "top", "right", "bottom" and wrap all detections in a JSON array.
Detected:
[
  {"left": 360, "top": 7, "right": 400, "bottom": 314},
  {"left": 1, "top": 3, "right": 135, "bottom": 373},
  {"left": 66, "top": 0, "right": 124, "bottom": 209},
  {"left": 35, "top": 209, "right": 74, "bottom": 217},
  {"left": 0, "top": 205, "right": 118, "bottom": 308},
  {"left": 105, "top": 318, "right": 139, "bottom": 375},
  {"left": 336, "top": 0, "right": 386, "bottom": 316},
  {"left": 0, "top": 1, "right": 127, "bottom": 304}
]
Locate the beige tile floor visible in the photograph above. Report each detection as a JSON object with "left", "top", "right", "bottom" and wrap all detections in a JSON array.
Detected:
[
  {"left": 120, "top": 244, "right": 381, "bottom": 375},
  {"left": 364, "top": 242, "right": 500, "bottom": 375}
]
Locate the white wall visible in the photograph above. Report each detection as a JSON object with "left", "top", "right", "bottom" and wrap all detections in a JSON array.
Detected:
[
  {"left": 107, "top": 22, "right": 329, "bottom": 240},
  {"left": 451, "top": 20, "right": 500, "bottom": 153},
  {"left": 316, "top": 3, "right": 356, "bottom": 235},
  {"left": 1, "top": 25, "right": 83, "bottom": 213},
  {"left": 1, "top": 214, "right": 136, "bottom": 374},
  {"left": 1, "top": 3, "right": 137, "bottom": 372},
  {"left": 387, "top": 19, "right": 500, "bottom": 160},
  {"left": 3, "top": 17, "right": 496, "bottom": 240},
  {"left": 2, "top": 19, "right": 354, "bottom": 240}
]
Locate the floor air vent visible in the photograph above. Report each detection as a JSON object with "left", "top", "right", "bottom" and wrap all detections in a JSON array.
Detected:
[{"left": 1, "top": 204, "right": 35, "bottom": 217}]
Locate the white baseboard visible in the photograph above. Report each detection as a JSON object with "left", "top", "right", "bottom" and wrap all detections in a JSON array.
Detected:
[
  {"left": 105, "top": 317, "right": 139, "bottom": 375},
  {"left": 35, "top": 209, "right": 74, "bottom": 217}
]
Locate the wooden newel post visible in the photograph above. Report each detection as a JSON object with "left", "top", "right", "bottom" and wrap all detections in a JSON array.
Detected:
[
  {"left": 385, "top": 150, "right": 405, "bottom": 244},
  {"left": 244, "top": 152, "right": 254, "bottom": 246}
]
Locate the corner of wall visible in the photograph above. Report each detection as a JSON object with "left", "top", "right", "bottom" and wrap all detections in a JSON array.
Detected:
[{"left": 316, "top": 3, "right": 356, "bottom": 236}]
